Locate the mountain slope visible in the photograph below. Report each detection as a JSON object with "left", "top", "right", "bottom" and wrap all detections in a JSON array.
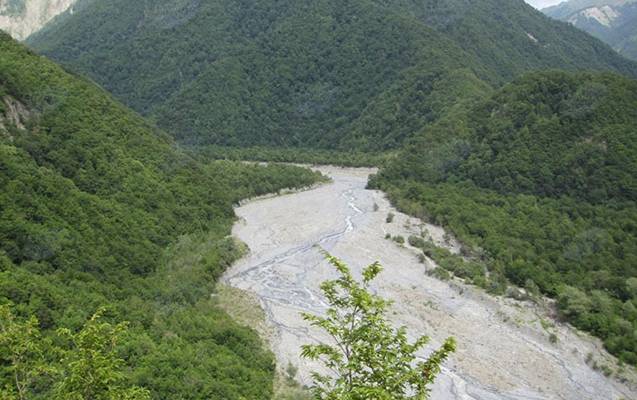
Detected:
[
  {"left": 372, "top": 70, "right": 637, "bottom": 365},
  {"left": 28, "top": 0, "right": 637, "bottom": 150},
  {"left": 0, "top": 32, "right": 323, "bottom": 398},
  {"left": 544, "top": 0, "right": 637, "bottom": 61},
  {"left": 392, "top": 0, "right": 637, "bottom": 78},
  {"left": 0, "top": 0, "right": 78, "bottom": 40},
  {"left": 543, "top": 0, "right": 631, "bottom": 18}
]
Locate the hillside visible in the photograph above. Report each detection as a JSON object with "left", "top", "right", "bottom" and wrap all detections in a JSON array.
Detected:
[
  {"left": 456, "top": 72, "right": 637, "bottom": 203},
  {"left": 0, "top": 32, "right": 324, "bottom": 399},
  {"left": 0, "top": 0, "right": 77, "bottom": 40},
  {"left": 371, "top": 70, "right": 637, "bottom": 365},
  {"left": 544, "top": 0, "right": 637, "bottom": 61},
  {"left": 543, "top": 0, "right": 631, "bottom": 18},
  {"left": 28, "top": 0, "right": 637, "bottom": 150}
]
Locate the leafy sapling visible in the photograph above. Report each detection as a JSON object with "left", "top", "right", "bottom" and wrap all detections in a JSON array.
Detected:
[{"left": 301, "top": 252, "right": 456, "bottom": 399}]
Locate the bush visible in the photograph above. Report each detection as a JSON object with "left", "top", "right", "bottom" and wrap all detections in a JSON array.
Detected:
[
  {"left": 408, "top": 235, "right": 426, "bottom": 249},
  {"left": 427, "top": 267, "right": 451, "bottom": 281}
]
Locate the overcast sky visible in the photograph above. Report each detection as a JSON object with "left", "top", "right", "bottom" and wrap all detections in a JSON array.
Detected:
[{"left": 525, "top": 0, "right": 566, "bottom": 9}]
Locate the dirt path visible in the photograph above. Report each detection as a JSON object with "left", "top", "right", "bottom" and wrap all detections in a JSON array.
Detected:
[{"left": 223, "top": 166, "right": 636, "bottom": 400}]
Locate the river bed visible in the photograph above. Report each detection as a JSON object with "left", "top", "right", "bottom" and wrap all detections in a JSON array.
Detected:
[{"left": 222, "top": 166, "right": 635, "bottom": 400}]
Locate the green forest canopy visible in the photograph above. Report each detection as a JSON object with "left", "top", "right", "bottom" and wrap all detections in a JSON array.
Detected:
[
  {"left": 28, "top": 0, "right": 637, "bottom": 150},
  {"left": 0, "top": 32, "right": 324, "bottom": 399},
  {"left": 372, "top": 71, "right": 637, "bottom": 365},
  {"left": 10, "top": 0, "right": 637, "bottom": 384}
]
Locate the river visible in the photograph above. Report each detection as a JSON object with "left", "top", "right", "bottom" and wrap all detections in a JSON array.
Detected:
[{"left": 223, "top": 166, "right": 635, "bottom": 400}]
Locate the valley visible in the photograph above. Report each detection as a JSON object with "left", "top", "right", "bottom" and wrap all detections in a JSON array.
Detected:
[
  {"left": 2, "top": 0, "right": 637, "bottom": 397},
  {"left": 224, "top": 166, "right": 636, "bottom": 400}
]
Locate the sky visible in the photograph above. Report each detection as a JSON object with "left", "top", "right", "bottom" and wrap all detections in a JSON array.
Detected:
[{"left": 525, "top": 0, "right": 566, "bottom": 9}]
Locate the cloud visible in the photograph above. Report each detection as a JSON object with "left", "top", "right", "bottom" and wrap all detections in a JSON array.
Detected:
[{"left": 525, "top": 0, "right": 566, "bottom": 9}]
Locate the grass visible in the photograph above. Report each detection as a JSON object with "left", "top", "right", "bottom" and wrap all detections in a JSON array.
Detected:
[{"left": 216, "top": 282, "right": 314, "bottom": 400}]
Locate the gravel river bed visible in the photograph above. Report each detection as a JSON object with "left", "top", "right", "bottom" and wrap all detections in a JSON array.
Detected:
[{"left": 223, "top": 166, "right": 636, "bottom": 400}]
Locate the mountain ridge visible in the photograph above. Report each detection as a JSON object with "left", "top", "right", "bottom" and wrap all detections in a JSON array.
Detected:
[
  {"left": 28, "top": 0, "right": 637, "bottom": 150},
  {"left": 0, "top": 0, "right": 77, "bottom": 40},
  {"left": 544, "top": 0, "right": 637, "bottom": 60}
]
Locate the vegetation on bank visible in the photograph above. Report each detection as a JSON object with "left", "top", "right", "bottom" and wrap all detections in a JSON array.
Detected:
[
  {"left": 371, "top": 71, "right": 637, "bottom": 366},
  {"left": 193, "top": 145, "right": 391, "bottom": 168},
  {"left": 0, "top": 33, "right": 324, "bottom": 399}
]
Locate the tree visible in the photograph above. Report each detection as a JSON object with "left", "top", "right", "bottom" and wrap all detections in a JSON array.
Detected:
[
  {"left": 0, "top": 305, "right": 56, "bottom": 400},
  {"left": 54, "top": 308, "right": 150, "bottom": 400},
  {"left": 557, "top": 285, "right": 591, "bottom": 319},
  {"left": 627, "top": 277, "right": 637, "bottom": 299},
  {"left": 301, "top": 253, "right": 456, "bottom": 400},
  {"left": 0, "top": 305, "right": 150, "bottom": 400}
]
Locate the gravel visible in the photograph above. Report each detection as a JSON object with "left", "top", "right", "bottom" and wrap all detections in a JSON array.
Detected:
[{"left": 223, "top": 166, "right": 636, "bottom": 400}]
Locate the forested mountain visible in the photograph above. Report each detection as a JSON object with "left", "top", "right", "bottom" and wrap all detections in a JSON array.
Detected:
[
  {"left": 0, "top": 32, "right": 324, "bottom": 398},
  {"left": 10, "top": 0, "right": 637, "bottom": 383},
  {"left": 544, "top": 0, "right": 637, "bottom": 61},
  {"left": 371, "top": 70, "right": 637, "bottom": 365},
  {"left": 383, "top": 71, "right": 637, "bottom": 203},
  {"left": 0, "top": 0, "right": 77, "bottom": 40},
  {"left": 28, "top": 0, "right": 637, "bottom": 150}
]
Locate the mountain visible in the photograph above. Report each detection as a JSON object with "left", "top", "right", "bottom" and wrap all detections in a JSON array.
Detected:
[
  {"left": 544, "top": 0, "right": 637, "bottom": 61},
  {"left": 393, "top": 71, "right": 637, "bottom": 204},
  {"left": 0, "top": 32, "right": 323, "bottom": 398},
  {"left": 0, "top": 0, "right": 78, "bottom": 40},
  {"left": 371, "top": 70, "right": 637, "bottom": 365},
  {"left": 543, "top": 0, "right": 632, "bottom": 18},
  {"left": 28, "top": 0, "right": 637, "bottom": 150}
]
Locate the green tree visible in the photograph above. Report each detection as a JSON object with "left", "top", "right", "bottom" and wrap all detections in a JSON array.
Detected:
[
  {"left": 0, "top": 305, "right": 55, "bottom": 400},
  {"left": 54, "top": 309, "right": 150, "bottom": 400},
  {"left": 301, "top": 253, "right": 456, "bottom": 400},
  {"left": 0, "top": 305, "right": 150, "bottom": 400},
  {"left": 557, "top": 285, "right": 592, "bottom": 319},
  {"left": 627, "top": 277, "right": 637, "bottom": 299}
]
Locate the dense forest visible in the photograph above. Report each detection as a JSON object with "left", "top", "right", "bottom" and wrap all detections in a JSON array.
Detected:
[
  {"left": 0, "top": 33, "right": 324, "bottom": 399},
  {"left": 4, "top": 0, "right": 637, "bottom": 392},
  {"left": 371, "top": 71, "right": 637, "bottom": 365},
  {"left": 28, "top": 0, "right": 637, "bottom": 151}
]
